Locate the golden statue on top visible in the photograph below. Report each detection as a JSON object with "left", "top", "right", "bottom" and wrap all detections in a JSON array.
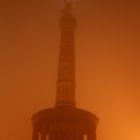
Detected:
[{"left": 64, "top": 0, "right": 73, "bottom": 11}]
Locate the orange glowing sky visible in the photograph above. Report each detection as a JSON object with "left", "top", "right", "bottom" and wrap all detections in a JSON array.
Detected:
[{"left": 0, "top": 1, "right": 140, "bottom": 140}]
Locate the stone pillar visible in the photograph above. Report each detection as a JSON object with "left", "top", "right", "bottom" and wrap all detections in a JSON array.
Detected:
[
  {"left": 41, "top": 133, "right": 46, "bottom": 140},
  {"left": 77, "top": 132, "right": 84, "bottom": 140},
  {"left": 32, "top": 124, "right": 39, "bottom": 140},
  {"left": 87, "top": 125, "right": 96, "bottom": 140}
]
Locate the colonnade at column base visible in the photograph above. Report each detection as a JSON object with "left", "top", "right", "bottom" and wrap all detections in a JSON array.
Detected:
[{"left": 32, "top": 106, "right": 98, "bottom": 140}]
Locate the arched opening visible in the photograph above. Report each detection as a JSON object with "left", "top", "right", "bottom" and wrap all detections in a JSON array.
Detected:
[
  {"left": 38, "top": 132, "right": 41, "bottom": 140},
  {"left": 46, "top": 134, "right": 49, "bottom": 140},
  {"left": 84, "top": 134, "right": 88, "bottom": 140}
]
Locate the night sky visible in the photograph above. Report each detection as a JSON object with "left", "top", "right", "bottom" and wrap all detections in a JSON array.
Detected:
[{"left": 0, "top": 0, "right": 140, "bottom": 140}]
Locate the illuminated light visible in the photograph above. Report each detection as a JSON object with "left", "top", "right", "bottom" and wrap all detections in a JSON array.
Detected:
[{"left": 84, "top": 134, "right": 88, "bottom": 140}]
